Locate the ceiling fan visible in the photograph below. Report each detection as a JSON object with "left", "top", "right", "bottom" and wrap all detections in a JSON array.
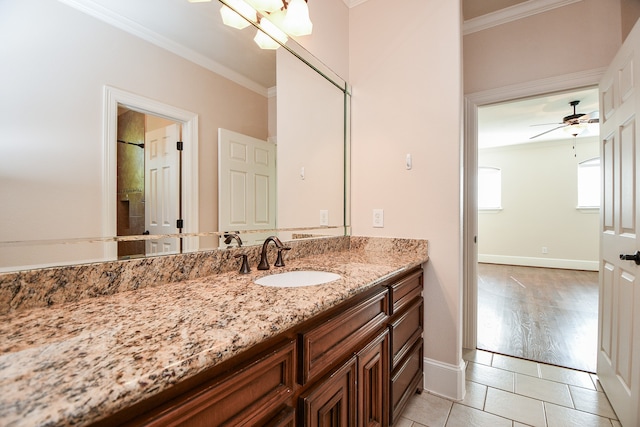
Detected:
[{"left": 529, "top": 100, "right": 599, "bottom": 139}]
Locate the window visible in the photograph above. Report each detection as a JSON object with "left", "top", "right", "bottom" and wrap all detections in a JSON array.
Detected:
[
  {"left": 577, "top": 158, "right": 600, "bottom": 208},
  {"left": 478, "top": 167, "right": 502, "bottom": 210}
]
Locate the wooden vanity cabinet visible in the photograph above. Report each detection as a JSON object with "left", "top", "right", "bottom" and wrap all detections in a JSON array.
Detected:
[
  {"left": 386, "top": 270, "right": 424, "bottom": 425},
  {"left": 298, "top": 268, "right": 423, "bottom": 427},
  {"left": 94, "top": 267, "right": 424, "bottom": 427}
]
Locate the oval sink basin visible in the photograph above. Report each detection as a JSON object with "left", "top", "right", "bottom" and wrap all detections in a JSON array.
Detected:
[{"left": 255, "top": 271, "right": 341, "bottom": 288}]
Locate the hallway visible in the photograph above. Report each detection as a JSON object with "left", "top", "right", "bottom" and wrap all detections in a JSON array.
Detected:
[{"left": 476, "top": 263, "right": 599, "bottom": 372}]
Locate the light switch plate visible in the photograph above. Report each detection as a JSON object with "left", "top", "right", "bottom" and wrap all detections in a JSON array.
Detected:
[
  {"left": 373, "top": 209, "right": 384, "bottom": 228},
  {"left": 320, "top": 210, "right": 329, "bottom": 226}
]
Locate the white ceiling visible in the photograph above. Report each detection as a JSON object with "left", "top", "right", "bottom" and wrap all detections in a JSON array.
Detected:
[{"left": 478, "top": 87, "right": 600, "bottom": 149}]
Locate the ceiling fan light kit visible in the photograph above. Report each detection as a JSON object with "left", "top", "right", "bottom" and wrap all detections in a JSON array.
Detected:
[{"left": 529, "top": 100, "right": 599, "bottom": 140}]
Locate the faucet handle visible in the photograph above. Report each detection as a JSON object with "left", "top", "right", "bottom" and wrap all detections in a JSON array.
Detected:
[
  {"left": 234, "top": 254, "right": 251, "bottom": 274},
  {"left": 274, "top": 247, "right": 291, "bottom": 267}
]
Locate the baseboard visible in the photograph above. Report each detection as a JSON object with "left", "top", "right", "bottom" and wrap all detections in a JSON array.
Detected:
[
  {"left": 423, "top": 357, "right": 466, "bottom": 401},
  {"left": 478, "top": 254, "right": 598, "bottom": 271}
]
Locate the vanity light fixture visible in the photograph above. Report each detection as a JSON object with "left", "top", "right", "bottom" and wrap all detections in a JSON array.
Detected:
[
  {"left": 189, "top": 0, "right": 312, "bottom": 49},
  {"left": 214, "top": 0, "right": 312, "bottom": 50}
]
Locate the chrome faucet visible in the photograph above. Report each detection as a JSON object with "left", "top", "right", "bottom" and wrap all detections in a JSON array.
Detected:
[{"left": 257, "top": 236, "right": 291, "bottom": 270}]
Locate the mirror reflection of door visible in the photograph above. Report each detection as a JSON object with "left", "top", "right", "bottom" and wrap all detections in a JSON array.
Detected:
[
  {"left": 117, "top": 107, "right": 181, "bottom": 259},
  {"left": 218, "top": 128, "right": 276, "bottom": 247}
]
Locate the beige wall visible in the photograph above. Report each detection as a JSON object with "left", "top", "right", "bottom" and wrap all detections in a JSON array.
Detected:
[
  {"left": 464, "top": 0, "right": 622, "bottom": 94},
  {"left": 350, "top": 0, "right": 464, "bottom": 398},
  {"left": 0, "top": 0, "right": 267, "bottom": 267},
  {"left": 296, "top": 0, "right": 350, "bottom": 80},
  {"left": 478, "top": 137, "right": 599, "bottom": 270}
]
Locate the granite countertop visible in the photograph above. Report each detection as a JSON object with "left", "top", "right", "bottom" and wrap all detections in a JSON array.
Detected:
[{"left": 0, "top": 243, "right": 427, "bottom": 426}]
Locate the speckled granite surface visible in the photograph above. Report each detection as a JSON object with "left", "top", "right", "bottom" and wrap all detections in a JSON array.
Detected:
[
  {"left": 0, "top": 236, "right": 351, "bottom": 315},
  {"left": 0, "top": 237, "right": 427, "bottom": 427}
]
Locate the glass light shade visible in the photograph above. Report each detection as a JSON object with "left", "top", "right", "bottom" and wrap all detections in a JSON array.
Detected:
[
  {"left": 254, "top": 29, "right": 281, "bottom": 49},
  {"left": 221, "top": 0, "right": 257, "bottom": 23},
  {"left": 261, "top": 18, "right": 288, "bottom": 43},
  {"left": 282, "top": 0, "right": 312, "bottom": 36},
  {"left": 564, "top": 123, "right": 587, "bottom": 137},
  {"left": 220, "top": 5, "right": 251, "bottom": 29},
  {"left": 266, "top": 8, "right": 287, "bottom": 32},
  {"left": 245, "top": 0, "right": 282, "bottom": 13}
]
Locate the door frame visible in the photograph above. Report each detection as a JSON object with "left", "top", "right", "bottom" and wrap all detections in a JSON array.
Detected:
[
  {"left": 103, "top": 86, "right": 199, "bottom": 259},
  {"left": 462, "top": 68, "right": 605, "bottom": 349}
]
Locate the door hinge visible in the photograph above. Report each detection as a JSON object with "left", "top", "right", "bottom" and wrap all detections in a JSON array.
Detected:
[
  {"left": 177, "top": 141, "right": 184, "bottom": 151},
  {"left": 177, "top": 219, "right": 184, "bottom": 229}
]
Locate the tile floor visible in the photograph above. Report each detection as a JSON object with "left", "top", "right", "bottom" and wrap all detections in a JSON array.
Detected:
[{"left": 396, "top": 349, "right": 620, "bottom": 427}]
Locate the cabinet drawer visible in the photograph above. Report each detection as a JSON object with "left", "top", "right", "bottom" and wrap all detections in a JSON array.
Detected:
[
  {"left": 142, "top": 340, "right": 296, "bottom": 427},
  {"left": 389, "top": 298, "right": 423, "bottom": 369},
  {"left": 388, "top": 270, "right": 423, "bottom": 315},
  {"left": 390, "top": 339, "right": 423, "bottom": 425},
  {"left": 301, "top": 288, "right": 388, "bottom": 384}
]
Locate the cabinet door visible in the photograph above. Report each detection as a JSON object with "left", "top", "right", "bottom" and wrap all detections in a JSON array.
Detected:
[
  {"left": 357, "top": 331, "right": 388, "bottom": 427},
  {"left": 301, "top": 356, "right": 357, "bottom": 427}
]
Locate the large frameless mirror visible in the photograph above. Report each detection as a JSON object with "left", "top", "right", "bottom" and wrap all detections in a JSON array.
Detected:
[{"left": 0, "top": 0, "right": 349, "bottom": 272}]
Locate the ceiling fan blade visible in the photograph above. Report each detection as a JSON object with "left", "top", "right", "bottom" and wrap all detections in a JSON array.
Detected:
[
  {"left": 587, "top": 118, "right": 599, "bottom": 123},
  {"left": 578, "top": 110, "right": 599, "bottom": 122},
  {"left": 530, "top": 122, "right": 563, "bottom": 127},
  {"left": 529, "top": 124, "right": 567, "bottom": 139}
]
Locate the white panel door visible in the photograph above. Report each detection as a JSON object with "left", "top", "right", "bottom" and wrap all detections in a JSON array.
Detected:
[
  {"left": 145, "top": 123, "right": 180, "bottom": 255},
  {"left": 218, "top": 128, "right": 276, "bottom": 247},
  {"left": 598, "top": 20, "right": 640, "bottom": 427}
]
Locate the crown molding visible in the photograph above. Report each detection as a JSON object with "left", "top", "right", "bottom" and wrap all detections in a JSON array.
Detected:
[
  {"left": 463, "top": 0, "right": 582, "bottom": 35},
  {"left": 57, "top": 0, "right": 269, "bottom": 96},
  {"left": 343, "top": 0, "right": 369, "bottom": 8}
]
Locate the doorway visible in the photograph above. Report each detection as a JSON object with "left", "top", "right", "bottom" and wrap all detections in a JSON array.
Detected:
[
  {"left": 103, "top": 86, "right": 200, "bottom": 261},
  {"left": 116, "top": 107, "right": 182, "bottom": 259},
  {"left": 463, "top": 75, "right": 604, "bottom": 373}
]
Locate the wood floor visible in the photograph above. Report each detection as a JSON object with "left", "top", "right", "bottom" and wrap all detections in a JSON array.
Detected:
[{"left": 477, "top": 263, "right": 599, "bottom": 373}]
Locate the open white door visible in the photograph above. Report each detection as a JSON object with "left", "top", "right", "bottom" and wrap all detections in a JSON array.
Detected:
[
  {"left": 597, "top": 20, "right": 640, "bottom": 427},
  {"left": 145, "top": 123, "right": 181, "bottom": 255},
  {"left": 218, "top": 128, "right": 276, "bottom": 247}
]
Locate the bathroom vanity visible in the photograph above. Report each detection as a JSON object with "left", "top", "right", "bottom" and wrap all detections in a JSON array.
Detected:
[{"left": 0, "top": 237, "right": 427, "bottom": 426}]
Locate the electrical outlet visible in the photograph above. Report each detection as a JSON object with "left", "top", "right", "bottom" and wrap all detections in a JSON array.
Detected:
[
  {"left": 373, "top": 209, "right": 384, "bottom": 228},
  {"left": 542, "top": 247, "right": 548, "bottom": 254},
  {"left": 320, "top": 210, "right": 329, "bottom": 226}
]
